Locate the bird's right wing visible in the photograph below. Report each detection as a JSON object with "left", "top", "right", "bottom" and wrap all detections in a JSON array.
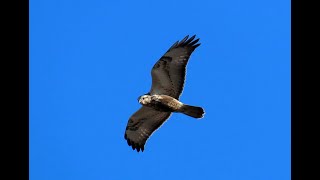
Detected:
[{"left": 124, "top": 106, "right": 171, "bottom": 152}]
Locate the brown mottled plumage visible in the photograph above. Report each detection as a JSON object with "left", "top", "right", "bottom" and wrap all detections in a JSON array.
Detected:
[{"left": 124, "top": 35, "right": 205, "bottom": 152}]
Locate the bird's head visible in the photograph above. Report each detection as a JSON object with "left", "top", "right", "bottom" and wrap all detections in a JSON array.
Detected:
[{"left": 138, "top": 94, "right": 152, "bottom": 105}]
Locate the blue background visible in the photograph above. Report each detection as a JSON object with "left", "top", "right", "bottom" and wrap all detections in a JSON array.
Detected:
[{"left": 30, "top": 0, "right": 290, "bottom": 179}]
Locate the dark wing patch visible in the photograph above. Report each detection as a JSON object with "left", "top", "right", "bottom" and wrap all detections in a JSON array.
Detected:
[
  {"left": 150, "top": 35, "right": 201, "bottom": 99},
  {"left": 124, "top": 106, "right": 171, "bottom": 152}
]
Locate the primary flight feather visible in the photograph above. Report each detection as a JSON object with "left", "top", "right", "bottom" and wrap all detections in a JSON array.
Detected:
[{"left": 124, "top": 35, "right": 204, "bottom": 152}]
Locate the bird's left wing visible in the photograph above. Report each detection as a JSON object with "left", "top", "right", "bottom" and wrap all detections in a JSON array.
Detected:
[
  {"left": 150, "top": 35, "right": 201, "bottom": 99},
  {"left": 124, "top": 106, "right": 171, "bottom": 152}
]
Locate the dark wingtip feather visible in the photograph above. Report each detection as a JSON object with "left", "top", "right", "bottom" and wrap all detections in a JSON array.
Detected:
[
  {"left": 127, "top": 139, "right": 132, "bottom": 146},
  {"left": 193, "top": 43, "right": 201, "bottom": 49},
  {"left": 183, "top": 35, "right": 196, "bottom": 45},
  {"left": 169, "top": 41, "right": 179, "bottom": 50},
  {"left": 177, "top": 35, "right": 189, "bottom": 45},
  {"left": 168, "top": 35, "right": 201, "bottom": 51},
  {"left": 189, "top": 38, "right": 200, "bottom": 46},
  {"left": 125, "top": 138, "right": 145, "bottom": 152}
]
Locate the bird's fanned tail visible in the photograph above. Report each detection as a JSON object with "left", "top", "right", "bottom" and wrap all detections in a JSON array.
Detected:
[{"left": 180, "top": 105, "right": 205, "bottom": 119}]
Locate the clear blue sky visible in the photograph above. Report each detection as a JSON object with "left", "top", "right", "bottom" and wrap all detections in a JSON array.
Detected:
[{"left": 30, "top": 0, "right": 290, "bottom": 179}]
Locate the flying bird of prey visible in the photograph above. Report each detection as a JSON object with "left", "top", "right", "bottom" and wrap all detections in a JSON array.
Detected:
[{"left": 124, "top": 35, "right": 205, "bottom": 152}]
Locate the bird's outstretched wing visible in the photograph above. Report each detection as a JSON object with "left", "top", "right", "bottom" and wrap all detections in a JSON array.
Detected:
[
  {"left": 124, "top": 106, "right": 171, "bottom": 152},
  {"left": 150, "top": 35, "right": 201, "bottom": 99}
]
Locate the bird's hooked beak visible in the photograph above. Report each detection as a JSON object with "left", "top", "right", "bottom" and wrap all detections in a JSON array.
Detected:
[{"left": 138, "top": 96, "right": 142, "bottom": 104}]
